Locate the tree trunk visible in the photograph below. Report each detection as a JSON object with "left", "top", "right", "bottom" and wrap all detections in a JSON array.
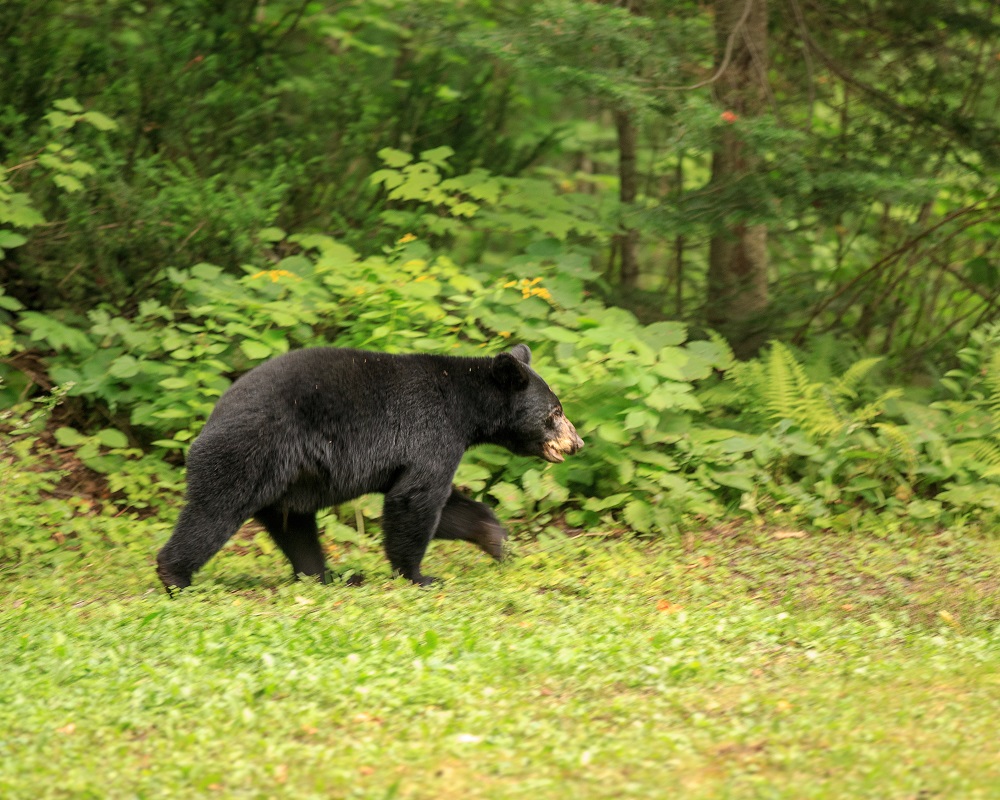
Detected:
[
  {"left": 614, "top": 107, "right": 641, "bottom": 288},
  {"left": 706, "top": 0, "right": 770, "bottom": 357}
]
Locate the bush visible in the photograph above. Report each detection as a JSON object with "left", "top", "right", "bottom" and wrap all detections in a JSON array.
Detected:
[{"left": 5, "top": 232, "right": 734, "bottom": 535}]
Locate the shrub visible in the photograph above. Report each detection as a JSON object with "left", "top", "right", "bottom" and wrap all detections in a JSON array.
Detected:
[{"left": 7, "top": 232, "right": 733, "bottom": 534}]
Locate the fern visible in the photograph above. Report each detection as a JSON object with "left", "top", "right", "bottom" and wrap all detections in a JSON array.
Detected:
[
  {"left": 970, "top": 439, "right": 1000, "bottom": 471},
  {"left": 833, "top": 357, "right": 884, "bottom": 400},
  {"left": 763, "top": 342, "right": 812, "bottom": 422},
  {"left": 874, "top": 422, "right": 919, "bottom": 477},
  {"left": 852, "top": 388, "right": 904, "bottom": 427},
  {"left": 707, "top": 330, "right": 735, "bottom": 370},
  {"left": 737, "top": 342, "right": 896, "bottom": 441},
  {"left": 985, "top": 350, "right": 1000, "bottom": 424}
]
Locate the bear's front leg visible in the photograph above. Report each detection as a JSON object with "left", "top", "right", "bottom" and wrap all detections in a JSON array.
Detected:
[{"left": 382, "top": 479, "right": 452, "bottom": 586}]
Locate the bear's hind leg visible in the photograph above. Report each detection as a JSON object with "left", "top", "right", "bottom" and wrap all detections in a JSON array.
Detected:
[
  {"left": 255, "top": 506, "right": 328, "bottom": 583},
  {"left": 156, "top": 503, "right": 249, "bottom": 593},
  {"left": 434, "top": 488, "right": 508, "bottom": 561}
]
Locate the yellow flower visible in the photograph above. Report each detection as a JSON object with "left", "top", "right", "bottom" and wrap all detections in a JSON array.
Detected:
[
  {"left": 498, "top": 331, "right": 512, "bottom": 338},
  {"left": 397, "top": 233, "right": 418, "bottom": 244},
  {"left": 506, "top": 276, "right": 553, "bottom": 304},
  {"left": 251, "top": 269, "right": 298, "bottom": 283}
]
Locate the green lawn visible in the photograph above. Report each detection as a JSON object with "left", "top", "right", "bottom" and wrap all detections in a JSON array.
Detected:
[{"left": 2, "top": 521, "right": 999, "bottom": 799}]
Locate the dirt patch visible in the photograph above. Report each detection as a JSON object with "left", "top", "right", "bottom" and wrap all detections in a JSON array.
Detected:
[{"left": 678, "top": 524, "right": 1000, "bottom": 630}]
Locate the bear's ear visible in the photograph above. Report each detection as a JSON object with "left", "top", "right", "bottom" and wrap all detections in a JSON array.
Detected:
[
  {"left": 491, "top": 352, "right": 531, "bottom": 390},
  {"left": 510, "top": 344, "right": 532, "bottom": 366}
]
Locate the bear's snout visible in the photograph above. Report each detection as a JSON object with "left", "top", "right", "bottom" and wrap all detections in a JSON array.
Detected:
[{"left": 541, "top": 416, "right": 584, "bottom": 463}]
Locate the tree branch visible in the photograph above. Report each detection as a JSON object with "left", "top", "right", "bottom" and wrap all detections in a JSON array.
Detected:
[
  {"left": 786, "top": 0, "right": 815, "bottom": 129},
  {"left": 663, "top": 0, "right": 758, "bottom": 91},
  {"left": 793, "top": 199, "right": 1000, "bottom": 343}
]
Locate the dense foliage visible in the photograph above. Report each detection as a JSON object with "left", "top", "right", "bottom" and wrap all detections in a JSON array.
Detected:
[{"left": 2, "top": 1, "right": 999, "bottom": 560}]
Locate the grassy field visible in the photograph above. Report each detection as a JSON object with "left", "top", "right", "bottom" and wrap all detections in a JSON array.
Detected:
[{"left": 2, "top": 518, "right": 999, "bottom": 799}]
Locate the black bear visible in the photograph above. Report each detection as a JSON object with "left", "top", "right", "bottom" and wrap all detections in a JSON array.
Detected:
[{"left": 156, "top": 344, "right": 583, "bottom": 591}]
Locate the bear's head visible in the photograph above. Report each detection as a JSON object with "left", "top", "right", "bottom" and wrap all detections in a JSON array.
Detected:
[{"left": 490, "top": 344, "right": 584, "bottom": 463}]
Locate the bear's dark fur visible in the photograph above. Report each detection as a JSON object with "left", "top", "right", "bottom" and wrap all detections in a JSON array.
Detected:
[{"left": 155, "top": 344, "right": 583, "bottom": 591}]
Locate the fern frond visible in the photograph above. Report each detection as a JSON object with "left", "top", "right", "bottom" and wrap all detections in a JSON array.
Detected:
[
  {"left": 970, "top": 438, "right": 1000, "bottom": 469},
  {"left": 874, "top": 422, "right": 918, "bottom": 476},
  {"left": 707, "top": 330, "right": 735, "bottom": 370},
  {"left": 729, "top": 359, "right": 764, "bottom": 393},
  {"left": 833, "top": 357, "right": 884, "bottom": 400},
  {"left": 764, "top": 342, "right": 816, "bottom": 422},
  {"left": 985, "top": 351, "right": 1000, "bottom": 424},
  {"left": 852, "top": 388, "right": 903, "bottom": 426},
  {"left": 730, "top": 342, "right": 900, "bottom": 443}
]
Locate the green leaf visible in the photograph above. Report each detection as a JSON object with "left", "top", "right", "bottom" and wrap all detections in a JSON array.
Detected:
[
  {"left": 521, "top": 469, "right": 547, "bottom": 501},
  {"left": 81, "top": 110, "right": 118, "bottom": 131},
  {"left": 686, "top": 338, "right": 734, "bottom": 370},
  {"left": 44, "top": 111, "right": 76, "bottom": 130},
  {"left": 109, "top": 355, "right": 141, "bottom": 379},
  {"left": 597, "top": 422, "right": 630, "bottom": 444},
  {"left": 54, "top": 427, "right": 87, "bottom": 447},
  {"left": 96, "top": 428, "right": 128, "bottom": 448},
  {"left": 624, "top": 408, "right": 659, "bottom": 431},
  {"left": 242, "top": 340, "right": 273, "bottom": 360},
  {"left": 159, "top": 377, "right": 191, "bottom": 390},
  {"left": 258, "top": 227, "right": 287, "bottom": 243},
  {"left": 400, "top": 280, "right": 440, "bottom": 299},
  {"left": 0, "top": 192, "right": 45, "bottom": 227},
  {"left": 718, "top": 436, "right": 760, "bottom": 454},
  {"left": 449, "top": 201, "right": 479, "bottom": 218},
  {"left": 17, "top": 312, "right": 93, "bottom": 353},
  {"left": 646, "top": 382, "right": 699, "bottom": 412},
  {"left": 0, "top": 230, "right": 28, "bottom": 249},
  {"left": 152, "top": 408, "right": 193, "bottom": 419},
  {"left": 642, "top": 321, "right": 687, "bottom": 348},
  {"left": 420, "top": 146, "right": 455, "bottom": 167},
  {"left": 623, "top": 499, "right": 654, "bottom": 533},
  {"left": 540, "top": 325, "right": 579, "bottom": 344},
  {"left": 488, "top": 481, "right": 525, "bottom": 512},
  {"left": 53, "top": 97, "right": 84, "bottom": 113},
  {"left": 390, "top": 166, "right": 441, "bottom": 201},
  {"left": 370, "top": 169, "right": 405, "bottom": 190},
  {"left": 583, "top": 493, "right": 629, "bottom": 512},
  {"left": 152, "top": 438, "right": 189, "bottom": 450},
  {"left": 710, "top": 470, "right": 755, "bottom": 492},
  {"left": 51, "top": 173, "right": 84, "bottom": 193},
  {"left": 0, "top": 290, "right": 24, "bottom": 311},
  {"left": 449, "top": 273, "right": 482, "bottom": 293},
  {"left": 652, "top": 352, "right": 688, "bottom": 381},
  {"left": 191, "top": 263, "right": 222, "bottom": 281},
  {"left": 434, "top": 85, "right": 461, "bottom": 102},
  {"left": 378, "top": 148, "right": 413, "bottom": 168}
]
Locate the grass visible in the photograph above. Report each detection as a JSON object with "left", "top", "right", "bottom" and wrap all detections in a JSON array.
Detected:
[{"left": 2, "top": 510, "right": 999, "bottom": 799}]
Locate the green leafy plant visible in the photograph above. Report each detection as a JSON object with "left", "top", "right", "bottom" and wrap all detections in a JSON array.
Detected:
[
  {"left": 371, "top": 147, "right": 610, "bottom": 242},
  {"left": 0, "top": 98, "right": 117, "bottom": 261},
  {"left": 6, "top": 227, "right": 738, "bottom": 534},
  {"left": 918, "top": 323, "right": 1000, "bottom": 515}
]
